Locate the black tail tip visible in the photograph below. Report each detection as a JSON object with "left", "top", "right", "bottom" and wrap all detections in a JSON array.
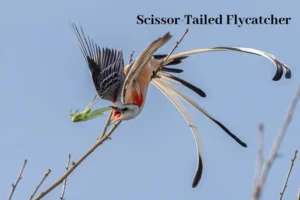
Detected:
[
  {"left": 285, "top": 69, "right": 292, "bottom": 79},
  {"left": 241, "top": 142, "right": 247, "bottom": 148},
  {"left": 192, "top": 180, "right": 199, "bottom": 188},
  {"left": 161, "top": 67, "right": 184, "bottom": 74}
]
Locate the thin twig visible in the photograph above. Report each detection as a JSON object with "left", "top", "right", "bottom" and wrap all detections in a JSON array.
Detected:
[
  {"left": 260, "top": 86, "right": 300, "bottom": 187},
  {"left": 129, "top": 51, "right": 134, "bottom": 64},
  {"left": 156, "top": 29, "right": 189, "bottom": 73},
  {"left": 34, "top": 119, "right": 122, "bottom": 200},
  {"left": 280, "top": 150, "right": 298, "bottom": 200},
  {"left": 100, "top": 111, "right": 112, "bottom": 139},
  {"left": 251, "top": 85, "right": 300, "bottom": 200},
  {"left": 257, "top": 124, "right": 264, "bottom": 181},
  {"left": 60, "top": 154, "right": 71, "bottom": 200},
  {"left": 8, "top": 159, "right": 28, "bottom": 200},
  {"left": 253, "top": 124, "right": 264, "bottom": 199},
  {"left": 297, "top": 187, "right": 300, "bottom": 200},
  {"left": 29, "top": 169, "right": 51, "bottom": 200}
]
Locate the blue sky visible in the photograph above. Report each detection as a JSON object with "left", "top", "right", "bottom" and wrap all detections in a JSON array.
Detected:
[{"left": 1, "top": 0, "right": 299, "bottom": 199}]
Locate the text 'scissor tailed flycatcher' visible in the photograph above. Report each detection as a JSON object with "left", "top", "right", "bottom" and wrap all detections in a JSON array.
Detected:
[{"left": 71, "top": 23, "right": 291, "bottom": 188}]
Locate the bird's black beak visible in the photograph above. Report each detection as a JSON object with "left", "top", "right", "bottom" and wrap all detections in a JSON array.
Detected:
[{"left": 109, "top": 106, "right": 119, "bottom": 111}]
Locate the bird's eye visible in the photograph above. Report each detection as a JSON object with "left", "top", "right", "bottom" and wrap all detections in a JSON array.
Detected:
[{"left": 123, "top": 108, "right": 128, "bottom": 112}]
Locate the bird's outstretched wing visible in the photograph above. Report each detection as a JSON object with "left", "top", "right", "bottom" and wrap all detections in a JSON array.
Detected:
[
  {"left": 164, "top": 47, "right": 291, "bottom": 81},
  {"left": 121, "top": 33, "right": 172, "bottom": 104},
  {"left": 71, "top": 23, "right": 125, "bottom": 102}
]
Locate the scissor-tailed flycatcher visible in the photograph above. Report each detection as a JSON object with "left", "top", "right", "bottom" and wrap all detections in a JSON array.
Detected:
[{"left": 71, "top": 24, "right": 291, "bottom": 188}]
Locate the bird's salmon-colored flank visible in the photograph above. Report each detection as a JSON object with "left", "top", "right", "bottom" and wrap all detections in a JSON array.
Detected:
[
  {"left": 123, "top": 61, "right": 153, "bottom": 107},
  {"left": 132, "top": 88, "right": 144, "bottom": 107},
  {"left": 132, "top": 62, "right": 154, "bottom": 107}
]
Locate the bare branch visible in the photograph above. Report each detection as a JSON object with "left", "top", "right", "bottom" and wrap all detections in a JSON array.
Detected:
[
  {"left": 257, "top": 124, "right": 265, "bottom": 183},
  {"left": 252, "top": 124, "right": 264, "bottom": 199},
  {"left": 260, "top": 85, "right": 300, "bottom": 187},
  {"left": 8, "top": 159, "right": 28, "bottom": 200},
  {"left": 280, "top": 150, "right": 298, "bottom": 200},
  {"left": 100, "top": 111, "right": 112, "bottom": 139},
  {"left": 60, "top": 154, "right": 71, "bottom": 200},
  {"left": 297, "top": 187, "right": 300, "bottom": 200},
  {"left": 156, "top": 29, "right": 189, "bottom": 73},
  {"left": 34, "top": 118, "right": 122, "bottom": 200},
  {"left": 29, "top": 169, "right": 51, "bottom": 200},
  {"left": 251, "top": 85, "right": 300, "bottom": 200},
  {"left": 129, "top": 51, "right": 134, "bottom": 65}
]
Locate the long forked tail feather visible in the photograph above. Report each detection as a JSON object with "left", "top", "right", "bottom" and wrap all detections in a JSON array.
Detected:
[
  {"left": 152, "top": 78, "right": 203, "bottom": 188},
  {"left": 154, "top": 54, "right": 188, "bottom": 66},
  {"left": 124, "top": 54, "right": 186, "bottom": 75},
  {"left": 158, "top": 75, "right": 247, "bottom": 148},
  {"left": 160, "top": 67, "right": 183, "bottom": 74},
  {"left": 155, "top": 54, "right": 188, "bottom": 74},
  {"left": 159, "top": 72, "right": 206, "bottom": 98},
  {"left": 163, "top": 47, "right": 291, "bottom": 81},
  {"left": 152, "top": 55, "right": 207, "bottom": 98}
]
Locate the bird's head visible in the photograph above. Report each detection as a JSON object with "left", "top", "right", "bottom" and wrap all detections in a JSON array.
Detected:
[{"left": 109, "top": 104, "right": 140, "bottom": 125}]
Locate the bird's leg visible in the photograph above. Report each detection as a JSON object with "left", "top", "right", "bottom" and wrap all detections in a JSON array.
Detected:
[{"left": 85, "top": 95, "right": 99, "bottom": 111}]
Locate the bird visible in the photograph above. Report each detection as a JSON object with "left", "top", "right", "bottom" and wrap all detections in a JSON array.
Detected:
[{"left": 71, "top": 23, "right": 291, "bottom": 188}]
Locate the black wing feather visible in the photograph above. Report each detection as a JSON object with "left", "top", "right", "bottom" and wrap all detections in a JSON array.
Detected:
[{"left": 71, "top": 23, "right": 125, "bottom": 102}]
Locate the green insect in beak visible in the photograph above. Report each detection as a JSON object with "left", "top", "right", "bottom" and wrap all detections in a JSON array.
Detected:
[
  {"left": 69, "top": 106, "right": 111, "bottom": 122},
  {"left": 69, "top": 95, "right": 112, "bottom": 122}
]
